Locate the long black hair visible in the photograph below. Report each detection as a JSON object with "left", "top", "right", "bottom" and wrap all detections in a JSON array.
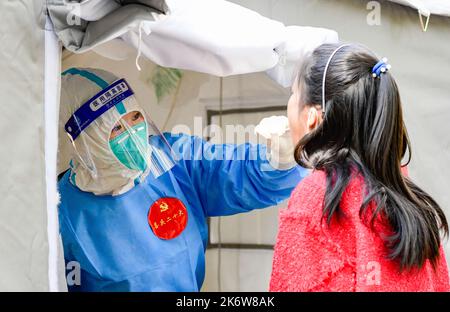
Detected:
[{"left": 294, "top": 43, "right": 448, "bottom": 270}]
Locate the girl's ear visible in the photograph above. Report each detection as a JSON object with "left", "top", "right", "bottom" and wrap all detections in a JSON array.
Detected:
[{"left": 306, "top": 106, "right": 320, "bottom": 131}]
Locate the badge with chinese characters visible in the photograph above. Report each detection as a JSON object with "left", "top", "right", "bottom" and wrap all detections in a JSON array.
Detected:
[{"left": 148, "top": 198, "right": 188, "bottom": 240}]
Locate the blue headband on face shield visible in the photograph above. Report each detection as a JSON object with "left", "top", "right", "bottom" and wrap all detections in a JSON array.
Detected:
[{"left": 65, "top": 78, "right": 134, "bottom": 141}]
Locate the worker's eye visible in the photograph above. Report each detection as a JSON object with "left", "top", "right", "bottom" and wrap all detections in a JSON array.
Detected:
[
  {"left": 112, "top": 124, "right": 122, "bottom": 133},
  {"left": 132, "top": 112, "right": 142, "bottom": 121}
]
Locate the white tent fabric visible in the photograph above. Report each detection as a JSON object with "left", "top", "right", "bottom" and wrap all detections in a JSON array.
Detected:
[
  {"left": 48, "top": 1, "right": 166, "bottom": 53},
  {"left": 49, "top": 0, "right": 338, "bottom": 81},
  {"left": 121, "top": 0, "right": 286, "bottom": 76},
  {"left": 390, "top": 0, "right": 450, "bottom": 17},
  {"left": 0, "top": 0, "right": 50, "bottom": 291},
  {"left": 122, "top": 0, "right": 338, "bottom": 79}
]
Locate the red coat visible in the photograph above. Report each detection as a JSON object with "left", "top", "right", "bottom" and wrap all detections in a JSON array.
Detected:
[{"left": 270, "top": 170, "right": 449, "bottom": 292}]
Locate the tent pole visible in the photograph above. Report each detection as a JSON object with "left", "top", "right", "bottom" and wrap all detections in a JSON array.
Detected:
[{"left": 45, "top": 16, "right": 64, "bottom": 292}]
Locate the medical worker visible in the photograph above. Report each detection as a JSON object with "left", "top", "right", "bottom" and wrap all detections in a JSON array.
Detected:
[{"left": 58, "top": 67, "right": 307, "bottom": 291}]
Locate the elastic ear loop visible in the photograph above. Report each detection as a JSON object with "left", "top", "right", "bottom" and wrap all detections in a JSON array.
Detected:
[{"left": 322, "top": 44, "right": 352, "bottom": 116}]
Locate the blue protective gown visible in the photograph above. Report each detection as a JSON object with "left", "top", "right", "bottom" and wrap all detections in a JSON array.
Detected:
[{"left": 58, "top": 133, "right": 308, "bottom": 291}]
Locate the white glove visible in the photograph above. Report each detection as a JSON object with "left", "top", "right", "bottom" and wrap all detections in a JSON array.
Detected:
[{"left": 255, "top": 116, "right": 297, "bottom": 170}]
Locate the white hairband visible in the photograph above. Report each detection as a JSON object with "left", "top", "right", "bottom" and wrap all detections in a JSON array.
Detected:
[{"left": 321, "top": 44, "right": 352, "bottom": 113}]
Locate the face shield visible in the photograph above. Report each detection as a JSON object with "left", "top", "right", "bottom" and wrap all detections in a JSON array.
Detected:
[
  {"left": 62, "top": 72, "right": 175, "bottom": 195},
  {"left": 106, "top": 107, "right": 176, "bottom": 179}
]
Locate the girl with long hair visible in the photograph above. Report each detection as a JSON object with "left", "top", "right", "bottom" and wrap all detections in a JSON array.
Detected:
[{"left": 270, "top": 43, "right": 449, "bottom": 291}]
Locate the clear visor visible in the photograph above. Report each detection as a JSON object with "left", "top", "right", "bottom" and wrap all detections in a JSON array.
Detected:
[{"left": 68, "top": 107, "right": 175, "bottom": 180}]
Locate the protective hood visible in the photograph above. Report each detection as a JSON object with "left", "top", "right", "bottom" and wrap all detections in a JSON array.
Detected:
[{"left": 60, "top": 67, "right": 174, "bottom": 196}]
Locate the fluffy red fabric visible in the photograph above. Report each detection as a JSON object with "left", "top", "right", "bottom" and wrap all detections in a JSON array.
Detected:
[{"left": 270, "top": 170, "right": 449, "bottom": 292}]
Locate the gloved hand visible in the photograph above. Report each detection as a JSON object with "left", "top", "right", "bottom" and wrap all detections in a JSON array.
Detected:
[{"left": 255, "top": 116, "right": 297, "bottom": 170}]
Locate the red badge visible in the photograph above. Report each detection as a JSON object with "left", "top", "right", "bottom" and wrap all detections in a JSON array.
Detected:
[{"left": 148, "top": 198, "right": 188, "bottom": 240}]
